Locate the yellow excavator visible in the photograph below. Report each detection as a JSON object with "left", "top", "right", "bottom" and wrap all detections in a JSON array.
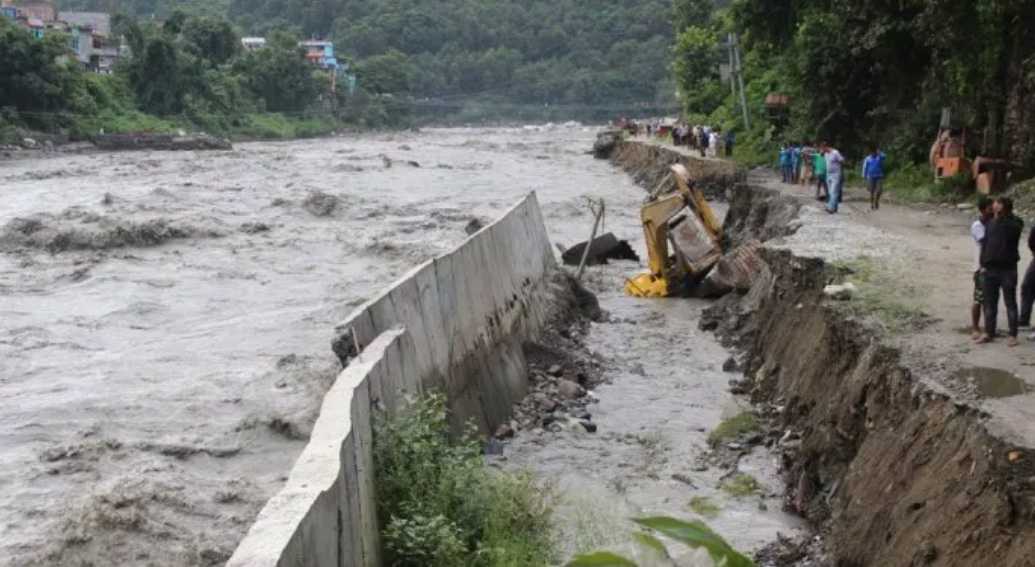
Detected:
[{"left": 624, "top": 164, "right": 723, "bottom": 297}]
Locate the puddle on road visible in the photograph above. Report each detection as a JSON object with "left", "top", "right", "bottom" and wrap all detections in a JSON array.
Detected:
[{"left": 952, "top": 367, "right": 1030, "bottom": 398}]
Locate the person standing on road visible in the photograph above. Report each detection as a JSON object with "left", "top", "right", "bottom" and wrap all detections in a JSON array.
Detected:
[
  {"left": 699, "top": 128, "right": 708, "bottom": 158},
  {"left": 978, "top": 196, "right": 1024, "bottom": 346},
  {"left": 779, "top": 144, "right": 793, "bottom": 183},
  {"left": 790, "top": 143, "right": 801, "bottom": 183},
  {"left": 813, "top": 144, "right": 828, "bottom": 201},
  {"left": 800, "top": 141, "right": 815, "bottom": 187},
  {"left": 708, "top": 129, "right": 720, "bottom": 158},
  {"left": 823, "top": 142, "right": 845, "bottom": 214},
  {"left": 1018, "top": 224, "right": 1035, "bottom": 337},
  {"left": 862, "top": 145, "right": 887, "bottom": 211},
  {"left": 725, "top": 130, "right": 736, "bottom": 157},
  {"left": 970, "top": 198, "right": 995, "bottom": 340}
]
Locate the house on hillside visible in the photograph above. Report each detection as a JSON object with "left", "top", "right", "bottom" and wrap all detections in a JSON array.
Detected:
[
  {"left": 13, "top": 0, "right": 54, "bottom": 22},
  {"left": 300, "top": 40, "right": 338, "bottom": 70},
  {"left": 1, "top": 5, "right": 18, "bottom": 20},
  {"left": 61, "top": 11, "right": 122, "bottom": 73},
  {"left": 241, "top": 37, "right": 266, "bottom": 51}
]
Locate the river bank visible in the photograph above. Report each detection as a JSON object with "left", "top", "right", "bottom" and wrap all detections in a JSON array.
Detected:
[{"left": 603, "top": 137, "right": 1035, "bottom": 566}]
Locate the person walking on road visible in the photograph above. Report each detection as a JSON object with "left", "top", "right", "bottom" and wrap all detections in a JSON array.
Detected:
[
  {"left": 970, "top": 198, "right": 994, "bottom": 340},
  {"left": 862, "top": 145, "right": 887, "bottom": 210},
  {"left": 698, "top": 128, "right": 708, "bottom": 158},
  {"left": 1018, "top": 224, "right": 1035, "bottom": 337},
  {"left": 813, "top": 144, "right": 828, "bottom": 201},
  {"left": 978, "top": 197, "right": 1024, "bottom": 347},
  {"left": 725, "top": 130, "right": 735, "bottom": 157},
  {"left": 823, "top": 142, "right": 845, "bottom": 214}
]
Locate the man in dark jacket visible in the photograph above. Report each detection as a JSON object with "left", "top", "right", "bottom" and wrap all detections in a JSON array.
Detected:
[
  {"left": 1021, "top": 226, "right": 1035, "bottom": 333},
  {"left": 979, "top": 197, "right": 1025, "bottom": 346}
]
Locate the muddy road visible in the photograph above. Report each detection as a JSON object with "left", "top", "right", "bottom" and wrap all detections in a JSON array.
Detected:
[{"left": 0, "top": 128, "right": 796, "bottom": 565}]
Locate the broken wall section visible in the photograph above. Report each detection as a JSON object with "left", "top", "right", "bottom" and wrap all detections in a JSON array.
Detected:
[{"left": 228, "top": 194, "right": 558, "bottom": 567}]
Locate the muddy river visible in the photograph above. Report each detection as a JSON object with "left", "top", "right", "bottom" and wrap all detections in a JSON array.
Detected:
[{"left": 0, "top": 127, "right": 800, "bottom": 565}]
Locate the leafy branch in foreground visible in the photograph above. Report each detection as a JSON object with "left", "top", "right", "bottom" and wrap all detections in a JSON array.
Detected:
[{"left": 566, "top": 516, "right": 754, "bottom": 567}]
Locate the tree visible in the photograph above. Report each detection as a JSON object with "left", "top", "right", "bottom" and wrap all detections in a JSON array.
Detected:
[
  {"left": 182, "top": 16, "right": 240, "bottom": 65},
  {"left": 356, "top": 50, "right": 414, "bottom": 94},
  {"left": 0, "top": 19, "right": 84, "bottom": 118},
  {"left": 235, "top": 30, "right": 322, "bottom": 112}
]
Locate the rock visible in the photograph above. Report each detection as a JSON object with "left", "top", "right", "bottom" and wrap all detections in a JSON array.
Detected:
[
  {"left": 592, "top": 130, "right": 621, "bottom": 159},
  {"left": 398, "top": 144, "right": 412, "bottom": 150},
  {"left": 405, "top": 160, "right": 421, "bottom": 167},
  {"left": 912, "top": 542, "right": 938, "bottom": 565},
  {"left": 560, "top": 232, "right": 639, "bottom": 266},
  {"left": 540, "top": 399, "right": 558, "bottom": 412},
  {"left": 464, "top": 218, "right": 484, "bottom": 235},
  {"left": 671, "top": 473, "right": 696, "bottom": 487},
  {"left": 823, "top": 283, "right": 857, "bottom": 300},
  {"left": 22, "top": 137, "right": 38, "bottom": 149},
  {"left": 558, "top": 379, "right": 582, "bottom": 399},
  {"left": 548, "top": 364, "right": 564, "bottom": 377},
  {"left": 729, "top": 379, "right": 750, "bottom": 394},
  {"left": 579, "top": 420, "right": 597, "bottom": 433},
  {"left": 957, "top": 203, "right": 975, "bottom": 211},
  {"left": 722, "top": 357, "right": 740, "bottom": 373},
  {"left": 494, "top": 423, "right": 515, "bottom": 439}
]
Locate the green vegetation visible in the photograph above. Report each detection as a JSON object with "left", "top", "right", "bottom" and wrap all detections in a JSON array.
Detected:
[
  {"left": 688, "top": 496, "right": 721, "bottom": 519},
  {"left": 706, "top": 412, "right": 760, "bottom": 448},
  {"left": 566, "top": 516, "right": 754, "bottom": 567},
  {"left": 374, "top": 394, "right": 555, "bottom": 567},
  {"left": 55, "top": 0, "right": 680, "bottom": 123},
  {"left": 672, "top": 0, "right": 1035, "bottom": 193},
  {"left": 1, "top": 8, "right": 405, "bottom": 142},
  {"left": 832, "top": 257, "right": 932, "bottom": 334},
  {"left": 720, "top": 474, "right": 761, "bottom": 498}
]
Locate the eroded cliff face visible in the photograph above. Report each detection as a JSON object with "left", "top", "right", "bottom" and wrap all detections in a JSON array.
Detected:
[
  {"left": 607, "top": 139, "right": 1035, "bottom": 566},
  {"left": 703, "top": 215, "right": 1035, "bottom": 567},
  {"left": 601, "top": 138, "right": 743, "bottom": 200}
]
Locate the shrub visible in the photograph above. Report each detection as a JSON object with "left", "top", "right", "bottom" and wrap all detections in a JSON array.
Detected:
[{"left": 374, "top": 394, "right": 555, "bottom": 567}]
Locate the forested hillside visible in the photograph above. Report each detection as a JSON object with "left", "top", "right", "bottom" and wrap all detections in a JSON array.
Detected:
[
  {"left": 55, "top": 0, "right": 678, "bottom": 120},
  {"left": 673, "top": 0, "right": 1035, "bottom": 177}
]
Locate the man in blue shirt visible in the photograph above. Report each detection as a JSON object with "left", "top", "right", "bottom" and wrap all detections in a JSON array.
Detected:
[{"left": 862, "top": 145, "right": 887, "bottom": 211}]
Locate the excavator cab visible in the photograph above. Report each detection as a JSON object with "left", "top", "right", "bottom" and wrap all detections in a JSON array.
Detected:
[{"left": 624, "top": 165, "right": 723, "bottom": 297}]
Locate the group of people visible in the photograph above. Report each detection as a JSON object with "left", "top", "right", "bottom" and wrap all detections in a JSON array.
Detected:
[
  {"left": 672, "top": 125, "right": 735, "bottom": 159},
  {"left": 779, "top": 142, "right": 887, "bottom": 214},
  {"left": 970, "top": 196, "right": 1035, "bottom": 346}
]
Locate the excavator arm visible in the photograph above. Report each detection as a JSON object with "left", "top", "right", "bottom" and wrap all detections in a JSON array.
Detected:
[{"left": 625, "top": 165, "right": 723, "bottom": 297}]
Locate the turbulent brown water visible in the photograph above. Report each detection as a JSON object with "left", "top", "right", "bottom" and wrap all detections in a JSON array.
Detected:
[{"left": 0, "top": 127, "right": 798, "bottom": 566}]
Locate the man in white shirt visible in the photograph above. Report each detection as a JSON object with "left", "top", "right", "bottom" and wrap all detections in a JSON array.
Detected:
[
  {"left": 971, "top": 197, "right": 994, "bottom": 339},
  {"left": 822, "top": 141, "right": 845, "bottom": 213}
]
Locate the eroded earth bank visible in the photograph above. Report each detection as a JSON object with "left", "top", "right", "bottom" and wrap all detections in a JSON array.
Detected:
[{"left": 604, "top": 138, "right": 1035, "bottom": 567}]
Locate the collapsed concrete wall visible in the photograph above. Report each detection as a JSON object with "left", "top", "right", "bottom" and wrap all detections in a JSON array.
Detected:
[{"left": 228, "top": 194, "right": 557, "bottom": 567}]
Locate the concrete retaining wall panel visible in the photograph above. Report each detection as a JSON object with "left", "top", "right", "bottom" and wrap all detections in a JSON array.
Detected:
[{"left": 231, "top": 194, "right": 556, "bottom": 567}]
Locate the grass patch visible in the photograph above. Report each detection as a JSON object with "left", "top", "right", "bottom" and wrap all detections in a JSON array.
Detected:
[
  {"left": 688, "top": 496, "right": 721, "bottom": 518},
  {"left": 374, "top": 394, "right": 555, "bottom": 567},
  {"left": 831, "top": 256, "right": 931, "bottom": 333},
  {"left": 706, "top": 412, "right": 760, "bottom": 448},
  {"left": 720, "top": 474, "right": 761, "bottom": 498},
  {"left": 883, "top": 162, "right": 971, "bottom": 204}
]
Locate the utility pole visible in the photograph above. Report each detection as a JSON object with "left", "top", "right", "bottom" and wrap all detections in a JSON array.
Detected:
[{"left": 728, "top": 33, "right": 750, "bottom": 131}]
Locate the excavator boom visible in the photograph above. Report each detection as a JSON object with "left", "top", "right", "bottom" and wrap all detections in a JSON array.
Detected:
[{"left": 625, "top": 165, "right": 723, "bottom": 298}]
